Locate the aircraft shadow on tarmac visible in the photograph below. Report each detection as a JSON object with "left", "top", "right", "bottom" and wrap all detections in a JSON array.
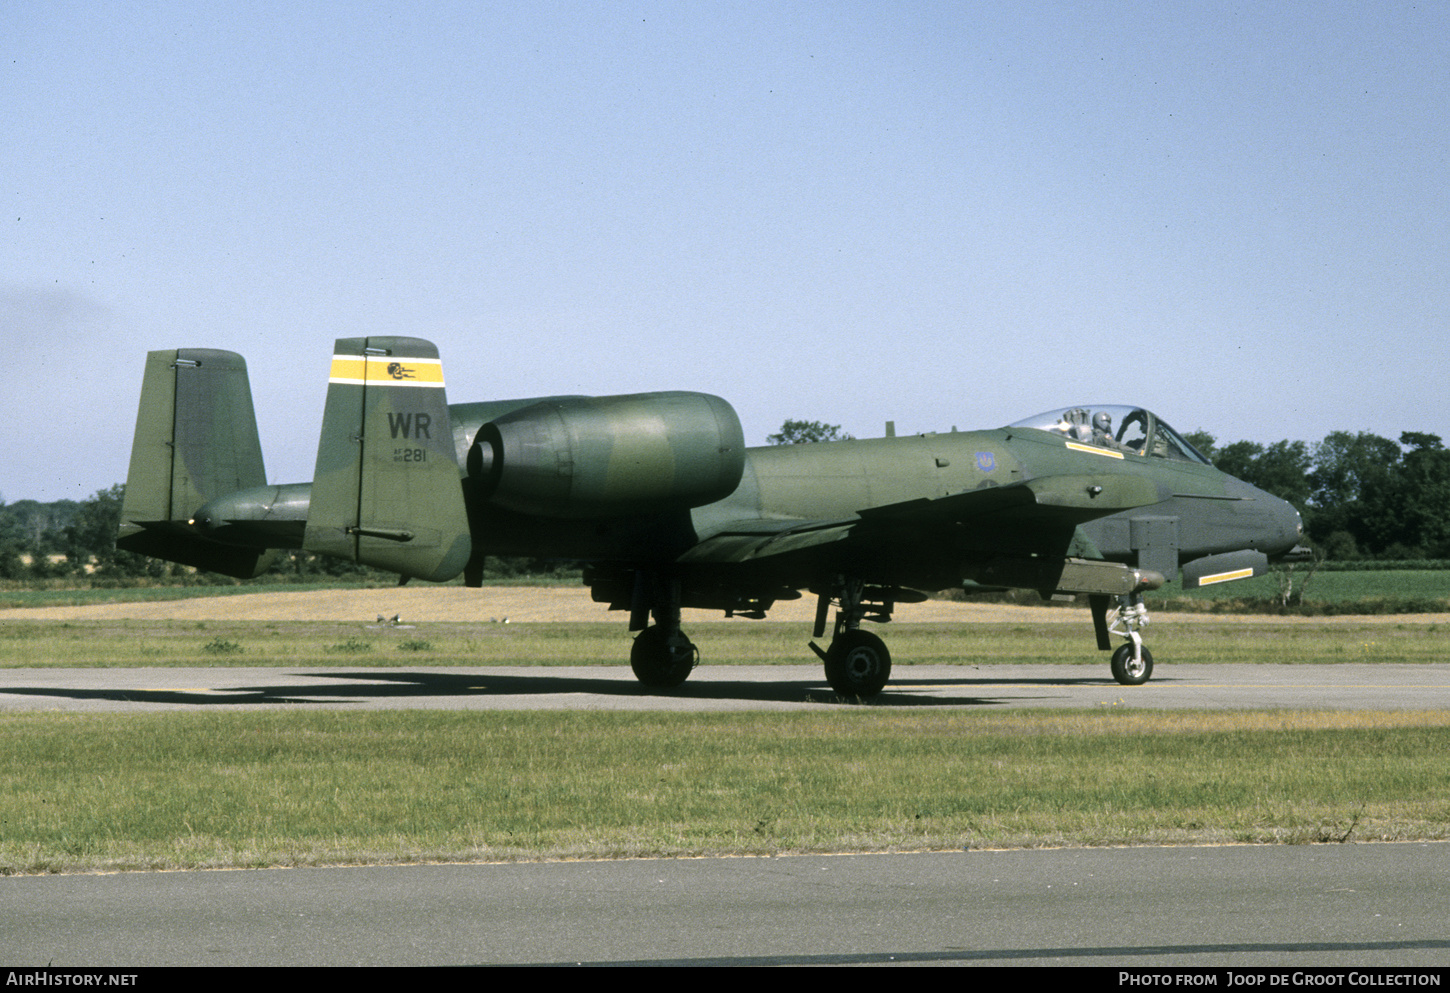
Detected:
[{"left": 1, "top": 669, "right": 1140, "bottom": 709}]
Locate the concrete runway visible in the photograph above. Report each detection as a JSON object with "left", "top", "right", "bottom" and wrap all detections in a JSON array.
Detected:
[
  {"left": 3, "top": 662, "right": 1450, "bottom": 711},
  {"left": 4, "top": 845, "right": 1448, "bottom": 967}
]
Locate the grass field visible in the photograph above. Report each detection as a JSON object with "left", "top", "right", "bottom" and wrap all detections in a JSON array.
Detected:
[
  {"left": 1171, "top": 568, "right": 1450, "bottom": 600},
  {"left": 1, "top": 614, "right": 1448, "bottom": 874},
  {"left": 1146, "top": 568, "right": 1450, "bottom": 614},
  {"left": 0, "top": 616, "right": 1445, "bottom": 668},
  {"left": 2, "top": 708, "right": 1447, "bottom": 875}
]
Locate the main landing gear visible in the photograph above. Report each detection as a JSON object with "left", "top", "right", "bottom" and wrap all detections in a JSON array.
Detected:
[
  {"left": 628, "top": 573, "right": 699, "bottom": 689},
  {"left": 621, "top": 570, "right": 902, "bottom": 699},
  {"left": 808, "top": 578, "right": 898, "bottom": 699},
  {"left": 631, "top": 625, "right": 698, "bottom": 688}
]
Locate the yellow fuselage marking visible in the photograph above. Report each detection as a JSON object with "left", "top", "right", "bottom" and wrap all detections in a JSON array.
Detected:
[{"left": 1065, "top": 441, "right": 1125, "bottom": 459}]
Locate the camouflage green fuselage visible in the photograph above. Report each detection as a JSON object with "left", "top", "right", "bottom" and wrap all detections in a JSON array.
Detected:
[{"left": 462, "top": 410, "right": 1300, "bottom": 596}]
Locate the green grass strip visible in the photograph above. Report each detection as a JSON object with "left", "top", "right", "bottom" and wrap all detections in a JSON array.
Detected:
[
  {"left": 3, "top": 617, "right": 1448, "bottom": 668},
  {"left": 3, "top": 709, "right": 1448, "bottom": 875}
]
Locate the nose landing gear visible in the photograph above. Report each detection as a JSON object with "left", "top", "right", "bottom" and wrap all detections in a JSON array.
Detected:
[{"left": 1104, "top": 591, "right": 1153, "bottom": 685}]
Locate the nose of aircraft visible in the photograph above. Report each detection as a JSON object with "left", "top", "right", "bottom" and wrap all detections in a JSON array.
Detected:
[
  {"left": 1254, "top": 488, "right": 1306, "bottom": 558},
  {"left": 1221, "top": 478, "right": 1305, "bottom": 558},
  {"left": 1271, "top": 496, "right": 1306, "bottom": 557}
]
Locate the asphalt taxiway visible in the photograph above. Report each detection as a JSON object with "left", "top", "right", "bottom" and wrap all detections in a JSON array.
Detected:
[
  {"left": 5, "top": 844, "right": 1448, "bottom": 966},
  {"left": 3, "top": 662, "right": 1449, "bottom": 712}
]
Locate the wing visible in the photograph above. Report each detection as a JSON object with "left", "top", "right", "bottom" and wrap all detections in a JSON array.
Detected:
[{"left": 679, "top": 473, "right": 1166, "bottom": 566}]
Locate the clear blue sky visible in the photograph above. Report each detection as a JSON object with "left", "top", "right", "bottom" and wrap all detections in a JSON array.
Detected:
[{"left": 6, "top": 1, "right": 1447, "bottom": 502}]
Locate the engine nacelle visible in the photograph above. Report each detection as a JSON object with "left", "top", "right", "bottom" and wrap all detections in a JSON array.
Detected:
[{"left": 468, "top": 392, "right": 746, "bottom": 519}]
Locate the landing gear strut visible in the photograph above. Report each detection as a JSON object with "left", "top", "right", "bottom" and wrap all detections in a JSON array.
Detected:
[
  {"left": 628, "top": 573, "right": 698, "bottom": 689},
  {"left": 812, "top": 577, "right": 892, "bottom": 698}
]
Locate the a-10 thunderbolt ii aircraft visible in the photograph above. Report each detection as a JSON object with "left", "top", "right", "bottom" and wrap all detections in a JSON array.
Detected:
[{"left": 117, "top": 337, "right": 1306, "bottom": 698}]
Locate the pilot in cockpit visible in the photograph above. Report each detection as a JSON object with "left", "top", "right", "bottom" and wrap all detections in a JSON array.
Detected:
[{"left": 1092, "top": 410, "right": 1124, "bottom": 451}]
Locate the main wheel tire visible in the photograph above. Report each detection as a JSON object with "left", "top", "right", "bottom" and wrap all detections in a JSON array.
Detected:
[
  {"left": 630, "top": 625, "right": 697, "bottom": 689},
  {"left": 1110, "top": 643, "right": 1154, "bottom": 685},
  {"left": 824, "top": 629, "right": 892, "bottom": 699}
]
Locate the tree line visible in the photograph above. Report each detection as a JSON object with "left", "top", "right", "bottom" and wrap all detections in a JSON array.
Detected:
[
  {"left": 1182, "top": 429, "right": 1450, "bottom": 560},
  {"left": 2, "top": 423, "right": 1446, "bottom": 581}
]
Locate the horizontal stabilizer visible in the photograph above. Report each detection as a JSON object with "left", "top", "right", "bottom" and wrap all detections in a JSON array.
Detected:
[{"left": 116, "top": 523, "right": 278, "bottom": 578}]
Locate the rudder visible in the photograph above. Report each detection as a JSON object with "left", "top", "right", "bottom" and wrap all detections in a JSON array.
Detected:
[
  {"left": 302, "top": 337, "right": 471, "bottom": 582},
  {"left": 116, "top": 349, "right": 278, "bottom": 578}
]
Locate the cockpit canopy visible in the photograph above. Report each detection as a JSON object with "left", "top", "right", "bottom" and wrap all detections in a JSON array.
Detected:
[{"left": 1010, "top": 406, "right": 1212, "bottom": 465}]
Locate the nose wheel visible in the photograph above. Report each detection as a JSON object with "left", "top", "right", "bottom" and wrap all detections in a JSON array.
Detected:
[{"left": 1110, "top": 642, "right": 1153, "bottom": 685}]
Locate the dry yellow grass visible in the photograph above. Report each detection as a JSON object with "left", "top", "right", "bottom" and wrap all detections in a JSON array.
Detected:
[
  {"left": 7, "top": 585, "right": 1448, "bottom": 627},
  {"left": 0, "top": 586, "right": 1062, "bottom": 624}
]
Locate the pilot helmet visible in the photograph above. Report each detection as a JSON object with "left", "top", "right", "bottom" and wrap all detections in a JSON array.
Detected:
[{"left": 1092, "top": 411, "right": 1113, "bottom": 434}]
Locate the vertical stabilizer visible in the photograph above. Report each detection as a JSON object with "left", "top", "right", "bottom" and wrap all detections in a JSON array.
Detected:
[
  {"left": 116, "top": 349, "right": 278, "bottom": 578},
  {"left": 302, "top": 337, "right": 471, "bottom": 582}
]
